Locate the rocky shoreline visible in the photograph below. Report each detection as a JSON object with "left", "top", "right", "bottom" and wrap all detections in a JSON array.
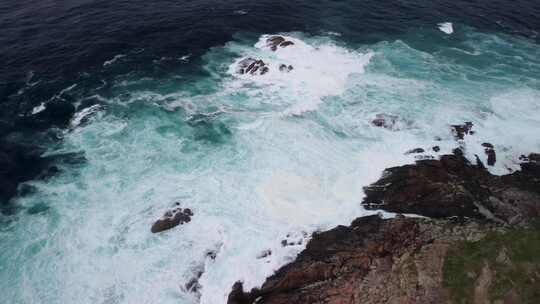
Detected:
[{"left": 227, "top": 144, "right": 540, "bottom": 303}]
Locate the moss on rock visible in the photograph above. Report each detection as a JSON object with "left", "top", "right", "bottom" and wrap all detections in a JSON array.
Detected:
[{"left": 443, "top": 225, "right": 540, "bottom": 303}]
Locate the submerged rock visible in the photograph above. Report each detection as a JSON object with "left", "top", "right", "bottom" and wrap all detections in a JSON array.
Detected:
[
  {"left": 482, "top": 142, "right": 496, "bottom": 166},
  {"left": 371, "top": 113, "right": 398, "bottom": 129},
  {"left": 185, "top": 267, "right": 204, "bottom": 294},
  {"left": 151, "top": 203, "right": 193, "bottom": 233},
  {"left": 405, "top": 147, "right": 425, "bottom": 154},
  {"left": 278, "top": 64, "right": 293, "bottom": 72},
  {"left": 0, "top": 142, "right": 51, "bottom": 205},
  {"left": 256, "top": 249, "right": 272, "bottom": 259},
  {"left": 371, "top": 113, "right": 412, "bottom": 131},
  {"left": 451, "top": 122, "right": 474, "bottom": 140}
]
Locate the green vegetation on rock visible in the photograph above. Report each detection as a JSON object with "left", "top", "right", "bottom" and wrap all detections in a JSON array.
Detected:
[{"left": 443, "top": 225, "right": 540, "bottom": 303}]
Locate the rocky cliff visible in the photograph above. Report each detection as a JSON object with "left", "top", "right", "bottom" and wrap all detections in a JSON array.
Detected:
[{"left": 227, "top": 150, "right": 540, "bottom": 304}]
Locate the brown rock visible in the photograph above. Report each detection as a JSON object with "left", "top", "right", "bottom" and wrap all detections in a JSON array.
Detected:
[
  {"left": 363, "top": 150, "right": 540, "bottom": 224},
  {"left": 266, "top": 36, "right": 295, "bottom": 51},
  {"left": 226, "top": 215, "right": 490, "bottom": 304},
  {"left": 226, "top": 151, "right": 540, "bottom": 304},
  {"left": 151, "top": 205, "right": 193, "bottom": 233}
]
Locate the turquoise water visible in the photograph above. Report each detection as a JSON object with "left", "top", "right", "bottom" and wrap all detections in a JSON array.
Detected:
[{"left": 1, "top": 26, "right": 540, "bottom": 304}]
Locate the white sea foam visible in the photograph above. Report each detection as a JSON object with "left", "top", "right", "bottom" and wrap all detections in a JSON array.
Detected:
[
  {"left": 103, "top": 54, "right": 126, "bottom": 66},
  {"left": 227, "top": 34, "right": 373, "bottom": 116},
  {"left": 31, "top": 102, "right": 46, "bottom": 114},
  {"left": 179, "top": 54, "right": 191, "bottom": 61},
  {"left": 3, "top": 31, "right": 540, "bottom": 304},
  {"left": 70, "top": 104, "right": 102, "bottom": 128},
  {"left": 461, "top": 88, "right": 540, "bottom": 174},
  {"left": 234, "top": 9, "right": 248, "bottom": 15},
  {"left": 438, "top": 22, "right": 454, "bottom": 34}
]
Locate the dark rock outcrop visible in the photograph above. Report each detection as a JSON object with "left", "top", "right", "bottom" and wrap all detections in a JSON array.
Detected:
[
  {"left": 451, "top": 122, "right": 474, "bottom": 139},
  {"left": 278, "top": 64, "right": 293, "bottom": 72},
  {"left": 405, "top": 147, "right": 425, "bottom": 154},
  {"left": 227, "top": 216, "right": 498, "bottom": 304},
  {"left": 151, "top": 204, "right": 193, "bottom": 233},
  {"left": 228, "top": 215, "right": 540, "bottom": 304},
  {"left": 371, "top": 114, "right": 412, "bottom": 131},
  {"left": 237, "top": 58, "right": 269, "bottom": 75},
  {"left": 363, "top": 150, "right": 540, "bottom": 224},
  {"left": 371, "top": 113, "right": 399, "bottom": 129},
  {"left": 482, "top": 142, "right": 496, "bottom": 166},
  {"left": 227, "top": 152, "right": 540, "bottom": 304},
  {"left": 266, "top": 36, "right": 295, "bottom": 51}
]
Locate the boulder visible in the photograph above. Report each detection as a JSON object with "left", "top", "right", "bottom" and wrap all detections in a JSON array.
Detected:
[
  {"left": 151, "top": 204, "right": 193, "bottom": 233},
  {"left": 266, "top": 36, "right": 295, "bottom": 51},
  {"left": 237, "top": 58, "right": 269, "bottom": 75},
  {"left": 371, "top": 113, "right": 413, "bottom": 131},
  {"left": 278, "top": 64, "right": 293, "bottom": 72},
  {"left": 405, "top": 147, "right": 425, "bottom": 154}
]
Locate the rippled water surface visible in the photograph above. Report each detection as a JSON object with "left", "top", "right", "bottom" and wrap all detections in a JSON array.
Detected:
[{"left": 1, "top": 1, "right": 540, "bottom": 303}]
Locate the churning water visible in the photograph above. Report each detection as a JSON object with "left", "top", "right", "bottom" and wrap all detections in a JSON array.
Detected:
[{"left": 1, "top": 1, "right": 540, "bottom": 303}]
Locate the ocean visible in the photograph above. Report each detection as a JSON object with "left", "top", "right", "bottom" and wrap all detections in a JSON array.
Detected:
[{"left": 1, "top": 1, "right": 540, "bottom": 303}]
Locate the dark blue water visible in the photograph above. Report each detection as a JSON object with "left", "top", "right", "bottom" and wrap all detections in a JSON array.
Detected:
[
  {"left": 2, "top": 0, "right": 538, "bottom": 204},
  {"left": 1, "top": 1, "right": 540, "bottom": 302}
]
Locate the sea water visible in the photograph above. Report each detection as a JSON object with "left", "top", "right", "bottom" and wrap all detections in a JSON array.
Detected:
[{"left": 1, "top": 25, "right": 540, "bottom": 304}]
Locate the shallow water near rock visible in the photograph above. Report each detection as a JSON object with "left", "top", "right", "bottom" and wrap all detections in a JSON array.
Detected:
[{"left": 1, "top": 1, "right": 540, "bottom": 303}]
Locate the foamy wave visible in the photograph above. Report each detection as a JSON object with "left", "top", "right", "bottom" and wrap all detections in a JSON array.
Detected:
[
  {"left": 461, "top": 88, "right": 540, "bottom": 174},
  {"left": 31, "top": 102, "right": 46, "bottom": 114},
  {"left": 227, "top": 34, "right": 373, "bottom": 116},
  {"left": 6, "top": 29, "right": 540, "bottom": 304},
  {"left": 70, "top": 104, "right": 102, "bottom": 128},
  {"left": 103, "top": 54, "right": 126, "bottom": 67},
  {"left": 438, "top": 22, "right": 454, "bottom": 34}
]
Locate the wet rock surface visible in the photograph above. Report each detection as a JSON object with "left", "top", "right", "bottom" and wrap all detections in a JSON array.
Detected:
[
  {"left": 405, "top": 147, "right": 425, "bottom": 154},
  {"left": 266, "top": 36, "right": 295, "bottom": 51},
  {"left": 278, "top": 64, "right": 293, "bottom": 72},
  {"left": 227, "top": 216, "right": 494, "bottom": 304},
  {"left": 482, "top": 142, "right": 497, "bottom": 166},
  {"left": 227, "top": 151, "right": 540, "bottom": 304},
  {"left": 151, "top": 203, "right": 193, "bottom": 233},
  {"left": 363, "top": 150, "right": 540, "bottom": 224},
  {"left": 371, "top": 113, "right": 411, "bottom": 131},
  {"left": 451, "top": 121, "right": 474, "bottom": 139},
  {"left": 228, "top": 215, "right": 540, "bottom": 304},
  {"left": 237, "top": 58, "right": 269, "bottom": 75}
]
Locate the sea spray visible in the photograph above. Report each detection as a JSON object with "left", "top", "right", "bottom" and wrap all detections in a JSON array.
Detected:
[{"left": 1, "top": 29, "right": 539, "bottom": 304}]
